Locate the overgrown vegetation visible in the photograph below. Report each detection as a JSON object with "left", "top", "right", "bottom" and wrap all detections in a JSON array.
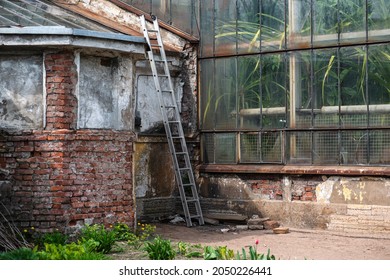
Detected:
[{"left": 0, "top": 216, "right": 276, "bottom": 260}]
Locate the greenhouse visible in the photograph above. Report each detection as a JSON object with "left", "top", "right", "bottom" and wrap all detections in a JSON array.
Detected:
[{"left": 1, "top": 0, "right": 390, "bottom": 234}]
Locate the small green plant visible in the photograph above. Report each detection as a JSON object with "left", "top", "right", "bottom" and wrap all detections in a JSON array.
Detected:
[
  {"left": 34, "top": 230, "right": 68, "bottom": 249},
  {"left": 204, "top": 245, "right": 235, "bottom": 260},
  {"left": 112, "top": 223, "right": 132, "bottom": 241},
  {"left": 0, "top": 247, "right": 40, "bottom": 260},
  {"left": 79, "top": 224, "right": 116, "bottom": 254},
  {"left": 144, "top": 236, "right": 176, "bottom": 260},
  {"left": 236, "top": 240, "right": 275, "bottom": 260},
  {"left": 177, "top": 241, "right": 203, "bottom": 258},
  {"left": 127, "top": 222, "right": 156, "bottom": 250},
  {"left": 37, "top": 242, "right": 107, "bottom": 260}
]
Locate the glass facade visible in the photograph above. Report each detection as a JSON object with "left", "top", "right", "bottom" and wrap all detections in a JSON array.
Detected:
[
  {"left": 199, "top": 0, "right": 390, "bottom": 166},
  {"left": 120, "top": 0, "right": 199, "bottom": 37},
  {"left": 130, "top": 0, "right": 390, "bottom": 166}
]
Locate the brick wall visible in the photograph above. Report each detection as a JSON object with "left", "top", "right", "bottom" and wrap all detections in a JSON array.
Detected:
[
  {"left": 0, "top": 51, "right": 136, "bottom": 233},
  {"left": 0, "top": 130, "right": 135, "bottom": 232},
  {"left": 45, "top": 52, "right": 78, "bottom": 130}
]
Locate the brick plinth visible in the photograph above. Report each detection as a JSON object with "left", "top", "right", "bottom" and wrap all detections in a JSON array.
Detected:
[{"left": 0, "top": 129, "right": 135, "bottom": 232}]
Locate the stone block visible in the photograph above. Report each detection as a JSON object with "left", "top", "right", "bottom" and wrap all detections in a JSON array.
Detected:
[{"left": 263, "top": 220, "right": 280, "bottom": 230}]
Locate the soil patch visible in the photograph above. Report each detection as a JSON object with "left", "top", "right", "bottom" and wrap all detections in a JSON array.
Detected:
[{"left": 152, "top": 222, "right": 390, "bottom": 260}]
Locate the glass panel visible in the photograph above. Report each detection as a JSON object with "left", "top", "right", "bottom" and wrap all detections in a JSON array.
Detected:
[
  {"left": 312, "top": 48, "right": 339, "bottom": 127},
  {"left": 313, "top": 131, "right": 339, "bottom": 164},
  {"left": 200, "top": 0, "right": 214, "bottom": 57},
  {"left": 261, "top": 0, "right": 286, "bottom": 51},
  {"left": 370, "top": 130, "right": 390, "bottom": 164},
  {"left": 291, "top": 50, "right": 312, "bottom": 129},
  {"left": 130, "top": 0, "right": 151, "bottom": 12},
  {"left": 339, "top": 0, "right": 366, "bottom": 44},
  {"left": 202, "top": 133, "right": 215, "bottom": 163},
  {"left": 200, "top": 59, "right": 215, "bottom": 130},
  {"left": 151, "top": 0, "right": 170, "bottom": 23},
  {"left": 288, "top": 0, "right": 311, "bottom": 49},
  {"left": 339, "top": 46, "right": 368, "bottom": 127},
  {"left": 237, "top": 55, "right": 260, "bottom": 129},
  {"left": 288, "top": 131, "right": 312, "bottom": 164},
  {"left": 215, "top": 57, "right": 237, "bottom": 129},
  {"left": 240, "top": 132, "right": 260, "bottom": 163},
  {"left": 313, "top": 0, "right": 338, "bottom": 47},
  {"left": 171, "top": 0, "right": 198, "bottom": 36},
  {"left": 236, "top": 0, "right": 260, "bottom": 54},
  {"left": 341, "top": 131, "right": 368, "bottom": 164},
  {"left": 262, "top": 131, "right": 283, "bottom": 163},
  {"left": 367, "top": 44, "right": 390, "bottom": 127},
  {"left": 214, "top": 0, "right": 237, "bottom": 56},
  {"left": 368, "top": 0, "right": 390, "bottom": 41},
  {"left": 261, "top": 53, "right": 287, "bottom": 129},
  {"left": 215, "top": 133, "right": 237, "bottom": 163}
]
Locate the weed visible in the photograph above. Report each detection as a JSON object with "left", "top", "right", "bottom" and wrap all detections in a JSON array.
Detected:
[
  {"left": 79, "top": 224, "right": 116, "bottom": 254},
  {"left": 144, "top": 236, "right": 176, "bottom": 260},
  {"left": 204, "top": 245, "right": 235, "bottom": 260}
]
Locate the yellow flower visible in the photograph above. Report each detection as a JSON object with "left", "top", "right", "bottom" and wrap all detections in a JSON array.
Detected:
[
  {"left": 141, "top": 227, "right": 145, "bottom": 231},
  {"left": 23, "top": 229, "right": 27, "bottom": 233},
  {"left": 137, "top": 222, "right": 141, "bottom": 226},
  {"left": 31, "top": 227, "right": 35, "bottom": 230}
]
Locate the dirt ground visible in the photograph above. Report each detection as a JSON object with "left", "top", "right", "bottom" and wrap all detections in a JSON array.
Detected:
[{"left": 153, "top": 222, "right": 390, "bottom": 260}]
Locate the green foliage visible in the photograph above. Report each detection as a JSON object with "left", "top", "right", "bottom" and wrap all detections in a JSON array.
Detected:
[
  {"left": 79, "top": 224, "right": 116, "bottom": 254},
  {"left": 35, "top": 230, "right": 68, "bottom": 249},
  {"left": 236, "top": 244, "right": 276, "bottom": 260},
  {"left": 112, "top": 223, "right": 132, "bottom": 241},
  {"left": 144, "top": 236, "right": 176, "bottom": 260},
  {"left": 177, "top": 241, "right": 203, "bottom": 258},
  {"left": 0, "top": 247, "right": 40, "bottom": 260},
  {"left": 37, "top": 242, "right": 107, "bottom": 260},
  {"left": 203, "top": 245, "right": 235, "bottom": 260},
  {"left": 127, "top": 222, "right": 156, "bottom": 250}
]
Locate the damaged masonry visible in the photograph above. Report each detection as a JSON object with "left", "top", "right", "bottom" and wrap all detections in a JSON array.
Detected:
[{"left": 1, "top": 0, "right": 390, "bottom": 236}]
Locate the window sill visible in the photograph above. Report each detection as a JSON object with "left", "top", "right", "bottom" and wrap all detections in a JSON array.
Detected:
[{"left": 199, "top": 164, "right": 390, "bottom": 176}]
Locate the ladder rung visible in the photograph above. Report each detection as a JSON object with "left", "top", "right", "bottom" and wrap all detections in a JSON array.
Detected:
[
  {"left": 190, "top": 215, "right": 201, "bottom": 219},
  {"left": 147, "top": 29, "right": 158, "bottom": 33},
  {"left": 179, "top": 167, "right": 191, "bottom": 171},
  {"left": 150, "top": 43, "right": 162, "bottom": 47},
  {"left": 186, "top": 199, "right": 198, "bottom": 203},
  {"left": 175, "top": 152, "right": 186, "bottom": 155}
]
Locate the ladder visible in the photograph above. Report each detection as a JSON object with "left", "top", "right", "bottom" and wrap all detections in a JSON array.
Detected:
[{"left": 140, "top": 15, "right": 204, "bottom": 227}]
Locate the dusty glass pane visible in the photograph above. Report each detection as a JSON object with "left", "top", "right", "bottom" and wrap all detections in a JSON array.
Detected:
[
  {"left": 288, "top": 0, "right": 311, "bottom": 49},
  {"left": 290, "top": 50, "right": 312, "bottom": 129},
  {"left": 214, "top": 57, "right": 237, "bottom": 129},
  {"left": 151, "top": 0, "right": 170, "bottom": 24},
  {"left": 171, "top": 0, "right": 196, "bottom": 36},
  {"left": 237, "top": 55, "right": 260, "bottom": 129},
  {"left": 129, "top": 0, "right": 150, "bottom": 12},
  {"left": 261, "top": 53, "right": 287, "bottom": 129},
  {"left": 287, "top": 131, "right": 312, "bottom": 164},
  {"left": 339, "top": 46, "right": 368, "bottom": 127},
  {"left": 313, "top": 131, "right": 339, "bottom": 164},
  {"left": 312, "top": 48, "right": 339, "bottom": 127},
  {"left": 202, "top": 133, "right": 215, "bottom": 163},
  {"left": 200, "top": 0, "right": 214, "bottom": 57},
  {"left": 370, "top": 130, "right": 390, "bottom": 164},
  {"left": 367, "top": 44, "right": 390, "bottom": 127},
  {"left": 261, "top": 131, "right": 283, "bottom": 163},
  {"left": 368, "top": 0, "right": 390, "bottom": 41},
  {"left": 313, "top": 0, "right": 338, "bottom": 47},
  {"left": 236, "top": 0, "right": 260, "bottom": 54},
  {"left": 261, "top": 0, "right": 286, "bottom": 51},
  {"left": 240, "top": 132, "right": 260, "bottom": 163},
  {"left": 214, "top": 0, "right": 237, "bottom": 56},
  {"left": 215, "top": 133, "right": 237, "bottom": 163},
  {"left": 341, "top": 131, "right": 368, "bottom": 164},
  {"left": 200, "top": 59, "right": 215, "bottom": 130},
  {"left": 339, "top": 0, "right": 366, "bottom": 44}
]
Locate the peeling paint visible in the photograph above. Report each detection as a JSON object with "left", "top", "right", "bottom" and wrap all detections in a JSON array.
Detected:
[{"left": 342, "top": 185, "right": 352, "bottom": 201}]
